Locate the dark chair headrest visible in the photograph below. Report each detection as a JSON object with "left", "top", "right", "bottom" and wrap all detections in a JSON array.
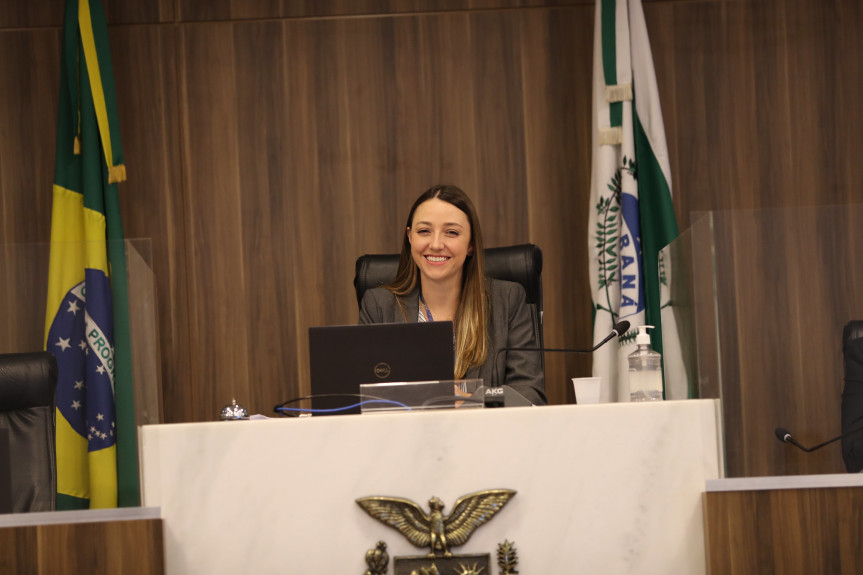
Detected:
[
  {"left": 843, "top": 321, "right": 863, "bottom": 379},
  {"left": 353, "top": 254, "right": 400, "bottom": 307},
  {"left": 0, "top": 352, "right": 57, "bottom": 412},
  {"left": 484, "top": 244, "right": 543, "bottom": 306},
  {"left": 844, "top": 320, "right": 863, "bottom": 349},
  {"left": 354, "top": 243, "right": 543, "bottom": 308}
]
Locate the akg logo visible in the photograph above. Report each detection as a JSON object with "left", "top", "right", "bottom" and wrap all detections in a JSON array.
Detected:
[
  {"left": 485, "top": 387, "right": 504, "bottom": 396},
  {"left": 374, "top": 363, "right": 391, "bottom": 379}
]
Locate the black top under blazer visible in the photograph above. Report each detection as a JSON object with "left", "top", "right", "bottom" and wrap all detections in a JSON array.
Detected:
[{"left": 358, "top": 278, "right": 546, "bottom": 405}]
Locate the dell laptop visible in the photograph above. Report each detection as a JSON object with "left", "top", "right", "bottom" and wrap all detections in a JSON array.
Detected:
[{"left": 308, "top": 321, "right": 455, "bottom": 415}]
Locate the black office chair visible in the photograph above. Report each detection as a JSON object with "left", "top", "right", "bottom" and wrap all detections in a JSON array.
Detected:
[
  {"left": 842, "top": 321, "right": 863, "bottom": 473},
  {"left": 353, "top": 243, "right": 544, "bottom": 350},
  {"left": 0, "top": 352, "right": 58, "bottom": 512}
]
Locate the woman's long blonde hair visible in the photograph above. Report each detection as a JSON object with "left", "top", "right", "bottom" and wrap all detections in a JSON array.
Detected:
[{"left": 387, "top": 185, "right": 489, "bottom": 378}]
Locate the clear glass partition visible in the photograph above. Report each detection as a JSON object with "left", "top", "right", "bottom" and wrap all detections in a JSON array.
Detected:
[
  {"left": 0, "top": 239, "right": 162, "bottom": 427},
  {"left": 359, "top": 379, "right": 485, "bottom": 413},
  {"left": 661, "top": 213, "right": 720, "bottom": 402},
  {"left": 662, "top": 206, "right": 863, "bottom": 477}
]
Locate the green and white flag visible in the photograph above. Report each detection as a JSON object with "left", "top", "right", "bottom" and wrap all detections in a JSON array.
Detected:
[{"left": 588, "top": 0, "right": 685, "bottom": 402}]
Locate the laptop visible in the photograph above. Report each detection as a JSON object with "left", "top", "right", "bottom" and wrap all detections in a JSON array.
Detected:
[{"left": 308, "top": 321, "right": 455, "bottom": 415}]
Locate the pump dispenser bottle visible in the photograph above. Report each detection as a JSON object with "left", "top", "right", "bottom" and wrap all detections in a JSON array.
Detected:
[{"left": 628, "top": 325, "right": 663, "bottom": 402}]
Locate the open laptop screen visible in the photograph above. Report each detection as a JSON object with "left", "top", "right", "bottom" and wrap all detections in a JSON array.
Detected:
[{"left": 308, "top": 321, "right": 455, "bottom": 415}]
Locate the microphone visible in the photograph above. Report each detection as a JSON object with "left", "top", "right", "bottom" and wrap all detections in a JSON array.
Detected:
[
  {"left": 599, "top": 320, "right": 631, "bottom": 348},
  {"left": 495, "top": 320, "right": 630, "bottom": 361},
  {"left": 490, "top": 320, "right": 631, "bottom": 398},
  {"left": 774, "top": 425, "right": 863, "bottom": 453}
]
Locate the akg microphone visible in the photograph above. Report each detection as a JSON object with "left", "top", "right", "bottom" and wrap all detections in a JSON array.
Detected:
[{"left": 774, "top": 425, "right": 863, "bottom": 453}]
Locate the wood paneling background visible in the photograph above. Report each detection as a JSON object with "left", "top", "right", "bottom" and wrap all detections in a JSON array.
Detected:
[
  {"left": 0, "top": 518, "right": 164, "bottom": 574},
  {"left": 2, "top": 0, "right": 863, "bottom": 477},
  {"left": 704, "top": 487, "right": 863, "bottom": 574}
]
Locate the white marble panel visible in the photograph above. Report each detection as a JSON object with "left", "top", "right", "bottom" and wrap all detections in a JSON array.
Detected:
[{"left": 140, "top": 399, "right": 721, "bottom": 574}]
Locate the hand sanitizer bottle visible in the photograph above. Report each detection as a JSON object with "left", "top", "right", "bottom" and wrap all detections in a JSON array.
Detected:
[{"left": 628, "top": 325, "right": 663, "bottom": 402}]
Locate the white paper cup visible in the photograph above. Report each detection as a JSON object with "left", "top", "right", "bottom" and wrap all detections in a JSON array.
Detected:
[{"left": 572, "top": 377, "right": 601, "bottom": 405}]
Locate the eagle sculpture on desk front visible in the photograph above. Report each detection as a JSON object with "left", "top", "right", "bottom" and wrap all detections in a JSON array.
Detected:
[{"left": 356, "top": 489, "right": 516, "bottom": 557}]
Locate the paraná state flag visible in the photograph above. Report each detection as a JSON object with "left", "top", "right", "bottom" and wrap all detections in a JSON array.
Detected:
[{"left": 588, "top": 0, "right": 685, "bottom": 402}]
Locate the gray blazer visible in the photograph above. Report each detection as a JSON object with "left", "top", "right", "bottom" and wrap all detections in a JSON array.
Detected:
[{"left": 359, "top": 278, "right": 546, "bottom": 405}]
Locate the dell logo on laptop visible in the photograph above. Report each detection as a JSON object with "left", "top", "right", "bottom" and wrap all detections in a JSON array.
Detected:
[{"left": 374, "top": 363, "right": 391, "bottom": 378}]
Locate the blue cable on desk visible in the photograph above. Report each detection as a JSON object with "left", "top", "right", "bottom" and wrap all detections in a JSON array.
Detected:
[{"left": 275, "top": 398, "right": 413, "bottom": 415}]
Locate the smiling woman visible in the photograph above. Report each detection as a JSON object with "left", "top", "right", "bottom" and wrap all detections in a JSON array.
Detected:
[
  {"left": 358, "top": 185, "right": 546, "bottom": 405},
  {"left": 409, "top": 197, "right": 473, "bottom": 319}
]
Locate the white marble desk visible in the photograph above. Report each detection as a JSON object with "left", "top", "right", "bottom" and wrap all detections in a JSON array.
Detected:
[{"left": 140, "top": 400, "right": 722, "bottom": 574}]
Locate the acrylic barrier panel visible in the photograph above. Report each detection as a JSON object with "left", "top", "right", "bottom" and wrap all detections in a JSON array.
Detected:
[
  {"left": 0, "top": 240, "right": 162, "bottom": 428},
  {"left": 125, "top": 239, "right": 162, "bottom": 427},
  {"left": 660, "top": 215, "right": 720, "bottom": 402},
  {"left": 358, "top": 379, "right": 485, "bottom": 413},
  {"left": 662, "top": 205, "right": 863, "bottom": 477}
]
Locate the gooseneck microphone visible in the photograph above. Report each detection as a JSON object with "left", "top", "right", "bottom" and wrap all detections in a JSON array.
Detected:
[
  {"left": 598, "top": 320, "right": 632, "bottom": 349},
  {"left": 494, "top": 320, "right": 631, "bottom": 362},
  {"left": 490, "top": 320, "right": 631, "bottom": 391},
  {"left": 774, "top": 425, "right": 863, "bottom": 453}
]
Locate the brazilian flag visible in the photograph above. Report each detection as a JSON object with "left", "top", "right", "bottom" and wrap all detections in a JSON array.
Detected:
[{"left": 44, "top": 0, "right": 138, "bottom": 509}]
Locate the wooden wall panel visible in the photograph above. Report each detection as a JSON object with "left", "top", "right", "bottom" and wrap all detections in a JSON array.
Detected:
[
  {"left": 294, "top": 18, "right": 367, "bottom": 332},
  {"left": 104, "top": 0, "right": 175, "bottom": 25},
  {"left": 0, "top": 30, "right": 60, "bottom": 245},
  {"left": 280, "top": 19, "right": 331, "bottom": 386},
  {"left": 0, "top": 1, "right": 61, "bottom": 29},
  {"left": 110, "top": 26, "right": 186, "bottom": 423},
  {"left": 384, "top": 13, "right": 480, "bottom": 204},
  {"left": 470, "top": 12, "right": 529, "bottom": 247},
  {"left": 704, "top": 487, "right": 863, "bottom": 575},
  {"left": 645, "top": 1, "right": 731, "bottom": 222},
  {"left": 0, "top": 0, "right": 174, "bottom": 29},
  {"left": 0, "top": 519, "right": 164, "bottom": 574},
  {"left": 828, "top": 1, "right": 863, "bottom": 193},
  {"left": 0, "top": 30, "right": 60, "bottom": 353},
  {"left": 232, "top": 21, "right": 301, "bottom": 412},
  {"left": 178, "top": 23, "right": 258, "bottom": 417},
  {"left": 781, "top": 1, "right": 863, "bottom": 206},
  {"left": 520, "top": 6, "right": 595, "bottom": 404},
  {"left": 646, "top": 0, "right": 863, "bottom": 222}
]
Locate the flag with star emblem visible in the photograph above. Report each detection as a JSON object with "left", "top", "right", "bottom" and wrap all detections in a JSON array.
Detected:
[{"left": 44, "top": 0, "right": 138, "bottom": 509}]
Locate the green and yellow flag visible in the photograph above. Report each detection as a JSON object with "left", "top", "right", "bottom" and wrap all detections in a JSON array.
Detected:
[{"left": 44, "top": 0, "right": 138, "bottom": 509}]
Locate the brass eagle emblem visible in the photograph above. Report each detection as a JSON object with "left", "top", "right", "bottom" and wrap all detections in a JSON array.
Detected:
[{"left": 356, "top": 489, "right": 516, "bottom": 557}]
